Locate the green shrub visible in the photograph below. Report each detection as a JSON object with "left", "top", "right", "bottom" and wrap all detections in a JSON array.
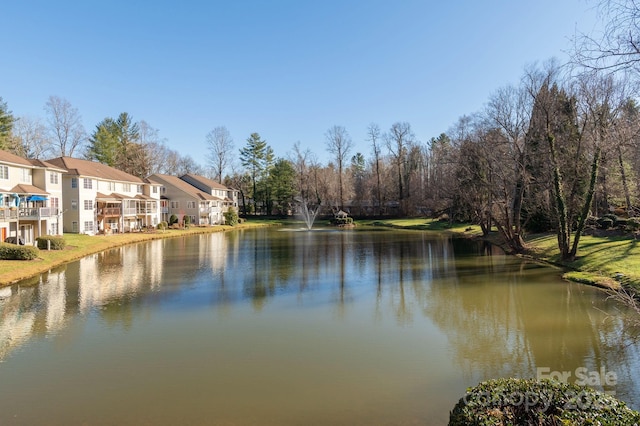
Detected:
[
  {"left": 331, "top": 216, "right": 354, "bottom": 226},
  {"left": 626, "top": 217, "right": 640, "bottom": 232},
  {"left": 183, "top": 215, "right": 191, "bottom": 227},
  {"left": 169, "top": 214, "right": 179, "bottom": 226},
  {"left": 224, "top": 209, "right": 239, "bottom": 226},
  {"left": 449, "top": 378, "right": 640, "bottom": 425},
  {"left": 0, "top": 243, "right": 39, "bottom": 260},
  {"left": 157, "top": 221, "right": 168, "bottom": 231},
  {"left": 36, "top": 235, "right": 66, "bottom": 250},
  {"left": 585, "top": 216, "right": 598, "bottom": 228},
  {"left": 597, "top": 217, "right": 615, "bottom": 229},
  {"left": 616, "top": 218, "right": 629, "bottom": 228}
]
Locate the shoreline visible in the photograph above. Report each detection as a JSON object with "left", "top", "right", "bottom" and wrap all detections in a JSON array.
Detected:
[
  {"left": 2, "top": 218, "right": 635, "bottom": 294},
  {"left": 361, "top": 218, "right": 626, "bottom": 292},
  {"left": 0, "top": 222, "right": 274, "bottom": 287}
]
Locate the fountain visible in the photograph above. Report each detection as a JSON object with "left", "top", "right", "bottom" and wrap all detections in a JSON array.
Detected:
[{"left": 297, "top": 198, "right": 320, "bottom": 230}]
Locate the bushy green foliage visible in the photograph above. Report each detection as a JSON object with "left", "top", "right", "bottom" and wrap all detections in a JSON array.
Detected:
[
  {"left": 169, "top": 214, "right": 179, "bottom": 225},
  {"left": 0, "top": 243, "right": 39, "bottom": 260},
  {"left": 523, "top": 210, "right": 555, "bottom": 233},
  {"left": 157, "top": 221, "right": 168, "bottom": 231},
  {"left": 183, "top": 215, "right": 191, "bottom": 227},
  {"left": 585, "top": 216, "right": 599, "bottom": 228},
  {"left": 626, "top": 217, "right": 640, "bottom": 232},
  {"left": 616, "top": 217, "right": 629, "bottom": 228},
  {"left": 449, "top": 378, "right": 640, "bottom": 425},
  {"left": 597, "top": 217, "right": 615, "bottom": 229},
  {"left": 36, "top": 235, "right": 66, "bottom": 250},
  {"left": 331, "top": 216, "right": 354, "bottom": 226},
  {"left": 224, "top": 209, "right": 239, "bottom": 226}
]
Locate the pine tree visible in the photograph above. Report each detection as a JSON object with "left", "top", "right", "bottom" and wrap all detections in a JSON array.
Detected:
[
  {"left": 239, "top": 133, "right": 268, "bottom": 214},
  {"left": 0, "top": 97, "right": 16, "bottom": 151}
]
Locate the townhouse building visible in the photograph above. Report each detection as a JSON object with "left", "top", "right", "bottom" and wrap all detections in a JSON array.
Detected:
[
  {"left": 46, "top": 157, "right": 161, "bottom": 235},
  {"left": 0, "top": 151, "right": 65, "bottom": 244},
  {"left": 179, "top": 174, "right": 239, "bottom": 216},
  {"left": 148, "top": 174, "right": 222, "bottom": 225}
]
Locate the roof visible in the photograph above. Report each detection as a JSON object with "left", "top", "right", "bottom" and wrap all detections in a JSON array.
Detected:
[
  {"left": 181, "top": 173, "right": 230, "bottom": 191},
  {"left": 0, "top": 150, "right": 65, "bottom": 172},
  {"left": 28, "top": 158, "right": 67, "bottom": 172},
  {"left": 0, "top": 150, "right": 36, "bottom": 168},
  {"left": 9, "top": 184, "right": 49, "bottom": 195},
  {"left": 45, "top": 157, "right": 145, "bottom": 183},
  {"left": 149, "top": 174, "right": 217, "bottom": 201}
]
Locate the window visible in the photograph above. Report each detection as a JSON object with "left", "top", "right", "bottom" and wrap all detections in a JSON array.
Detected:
[
  {"left": 152, "top": 186, "right": 158, "bottom": 194},
  {"left": 137, "top": 185, "right": 143, "bottom": 193},
  {"left": 71, "top": 178, "right": 78, "bottom": 188},
  {"left": 49, "top": 172, "right": 59, "bottom": 184},
  {"left": 84, "top": 200, "right": 93, "bottom": 210},
  {"left": 122, "top": 183, "right": 131, "bottom": 192},
  {"left": 20, "top": 168, "right": 31, "bottom": 183},
  {"left": 108, "top": 181, "right": 116, "bottom": 191},
  {"left": 161, "top": 187, "right": 166, "bottom": 194},
  {"left": 83, "top": 178, "right": 92, "bottom": 189},
  {"left": 51, "top": 197, "right": 60, "bottom": 214},
  {"left": 0, "top": 166, "right": 8, "bottom": 180},
  {"left": 72, "top": 222, "right": 78, "bottom": 233},
  {"left": 171, "top": 201, "right": 179, "bottom": 209},
  {"left": 50, "top": 223, "right": 58, "bottom": 235},
  {"left": 71, "top": 200, "right": 78, "bottom": 210},
  {"left": 84, "top": 221, "right": 94, "bottom": 233},
  {"left": 187, "top": 201, "right": 196, "bottom": 209}
]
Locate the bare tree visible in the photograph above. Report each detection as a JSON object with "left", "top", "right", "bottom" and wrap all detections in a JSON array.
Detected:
[
  {"left": 206, "top": 126, "right": 234, "bottom": 183},
  {"left": 44, "top": 96, "right": 86, "bottom": 157},
  {"left": 325, "top": 125, "right": 353, "bottom": 211},
  {"left": 12, "top": 116, "right": 52, "bottom": 159},
  {"left": 384, "top": 122, "right": 415, "bottom": 214},
  {"left": 573, "top": 0, "right": 640, "bottom": 73},
  {"left": 484, "top": 83, "right": 531, "bottom": 250},
  {"left": 367, "top": 123, "right": 383, "bottom": 216},
  {"left": 138, "top": 120, "right": 173, "bottom": 176}
]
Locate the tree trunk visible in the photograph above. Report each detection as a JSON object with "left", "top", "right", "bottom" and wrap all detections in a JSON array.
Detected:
[
  {"left": 569, "top": 146, "right": 601, "bottom": 259},
  {"left": 618, "top": 145, "right": 633, "bottom": 215},
  {"left": 548, "top": 134, "right": 571, "bottom": 259},
  {"left": 376, "top": 160, "right": 382, "bottom": 217}
]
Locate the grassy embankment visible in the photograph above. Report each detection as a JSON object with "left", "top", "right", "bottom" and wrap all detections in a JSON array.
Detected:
[
  {"left": 362, "top": 218, "right": 639, "bottom": 291},
  {"left": 0, "top": 221, "right": 272, "bottom": 286}
]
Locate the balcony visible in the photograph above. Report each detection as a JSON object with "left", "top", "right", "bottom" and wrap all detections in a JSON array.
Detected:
[
  {"left": 0, "top": 208, "right": 18, "bottom": 221},
  {"left": 0, "top": 207, "right": 58, "bottom": 220},
  {"left": 97, "top": 207, "right": 122, "bottom": 216}
]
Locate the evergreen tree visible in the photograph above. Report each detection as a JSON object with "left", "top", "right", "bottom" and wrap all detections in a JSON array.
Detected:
[
  {"left": 239, "top": 133, "right": 268, "bottom": 214},
  {"left": 86, "top": 112, "right": 147, "bottom": 177},
  {"left": 0, "top": 97, "right": 16, "bottom": 151},
  {"left": 87, "top": 118, "right": 120, "bottom": 166},
  {"left": 268, "top": 158, "right": 296, "bottom": 214}
]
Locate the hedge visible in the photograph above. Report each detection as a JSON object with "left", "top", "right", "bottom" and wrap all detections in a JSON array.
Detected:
[
  {"left": 36, "top": 235, "right": 66, "bottom": 250},
  {"left": 449, "top": 378, "right": 640, "bottom": 425},
  {"left": 0, "top": 243, "right": 39, "bottom": 260}
]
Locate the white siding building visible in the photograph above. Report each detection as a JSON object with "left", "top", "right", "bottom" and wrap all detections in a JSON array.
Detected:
[{"left": 46, "top": 157, "right": 161, "bottom": 234}]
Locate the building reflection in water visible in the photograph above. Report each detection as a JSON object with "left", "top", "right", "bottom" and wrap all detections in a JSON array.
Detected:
[{"left": 0, "top": 228, "right": 638, "bottom": 411}]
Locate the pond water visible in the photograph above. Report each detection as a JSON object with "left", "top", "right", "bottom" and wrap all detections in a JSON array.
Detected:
[{"left": 0, "top": 227, "right": 639, "bottom": 425}]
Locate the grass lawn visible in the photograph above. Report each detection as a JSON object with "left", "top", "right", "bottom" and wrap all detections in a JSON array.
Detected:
[
  {"left": 358, "top": 217, "right": 485, "bottom": 234},
  {"left": 0, "top": 221, "right": 272, "bottom": 286},
  {"left": 525, "top": 233, "right": 640, "bottom": 289}
]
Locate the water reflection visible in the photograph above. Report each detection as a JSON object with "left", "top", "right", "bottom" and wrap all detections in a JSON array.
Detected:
[{"left": 0, "top": 228, "right": 639, "bottom": 424}]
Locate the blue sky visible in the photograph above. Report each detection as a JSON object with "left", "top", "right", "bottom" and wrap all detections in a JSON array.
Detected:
[{"left": 2, "top": 1, "right": 599, "bottom": 166}]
